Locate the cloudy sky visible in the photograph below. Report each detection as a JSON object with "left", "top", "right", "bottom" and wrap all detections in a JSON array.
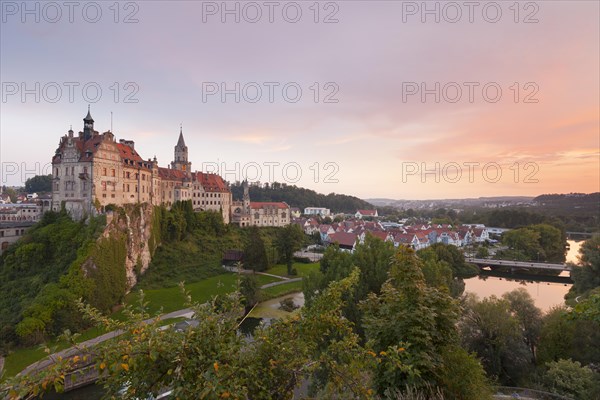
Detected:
[{"left": 1, "top": 1, "right": 598, "bottom": 200}]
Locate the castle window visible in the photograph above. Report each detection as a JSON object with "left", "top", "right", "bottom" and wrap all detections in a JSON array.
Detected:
[
  {"left": 111, "top": 169, "right": 115, "bottom": 177},
  {"left": 103, "top": 168, "right": 107, "bottom": 176}
]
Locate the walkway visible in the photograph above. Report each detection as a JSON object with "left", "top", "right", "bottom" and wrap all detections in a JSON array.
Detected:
[
  {"left": 466, "top": 257, "right": 570, "bottom": 272},
  {"left": 18, "top": 269, "right": 303, "bottom": 378}
]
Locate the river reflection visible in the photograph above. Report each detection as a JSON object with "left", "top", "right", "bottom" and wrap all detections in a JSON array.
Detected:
[{"left": 464, "top": 240, "right": 581, "bottom": 312}]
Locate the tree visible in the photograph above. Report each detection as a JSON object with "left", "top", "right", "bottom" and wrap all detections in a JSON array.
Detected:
[
  {"left": 2, "top": 274, "right": 374, "bottom": 400},
  {"left": 275, "top": 224, "right": 305, "bottom": 275},
  {"left": 502, "top": 288, "right": 542, "bottom": 364},
  {"left": 244, "top": 226, "right": 269, "bottom": 271},
  {"left": 25, "top": 175, "right": 52, "bottom": 194},
  {"left": 537, "top": 307, "right": 575, "bottom": 364},
  {"left": 239, "top": 273, "right": 260, "bottom": 311},
  {"left": 499, "top": 224, "right": 565, "bottom": 262},
  {"left": 542, "top": 359, "right": 599, "bottom": 400},
  {"left": 361, "top": 247, "right": 491, "bottom": 398},
  {"left": 501, "top": 228, "right": 542, "bottom": 260},
  {"left": 459, "top": 293, "right": 531, "bottom": 385},
  {"left": 568, "top": 235, "right": 600, "bottom": 300}
]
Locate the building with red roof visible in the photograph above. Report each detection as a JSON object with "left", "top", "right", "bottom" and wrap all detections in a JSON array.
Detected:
[
  {"left": 230, "top": 181, "right": 290, "bottom": 227},
  {"left": 51, "top": 108, "right": 231, "bottom": 221}
]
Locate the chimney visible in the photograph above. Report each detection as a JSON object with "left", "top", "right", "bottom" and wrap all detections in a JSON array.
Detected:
[{"left": 119, "top": 139, "right": 135, "bottom": 150}]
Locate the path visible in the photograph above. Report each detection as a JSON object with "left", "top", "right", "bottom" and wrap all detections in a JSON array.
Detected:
[
  {"left": 20, "top": 308, "right": 195, "bottom": 376},
  {"left": 17, "top": 270, "right": 302, "bottom": 378},
  {"left": 222, "top": 265, "right": 292, "bottom": 281}
]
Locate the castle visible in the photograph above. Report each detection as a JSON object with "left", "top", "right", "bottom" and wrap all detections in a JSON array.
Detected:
[
  {"left": 51, "top": 109, "right": 290, "bottom": 225},
  {"left": 51, "top": 108, "right": 231, "bottom": 222}
]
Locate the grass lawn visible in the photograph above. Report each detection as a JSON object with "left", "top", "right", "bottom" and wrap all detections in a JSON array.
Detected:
[
  {"left": 264, "top": 262, "right": 320, "bottom": 279},
  {"left": 124, "top": 272, "right": 261, "bottom": 315},
  {"left": 2, "top": 272, "right": 269, "bottom": 380},
  {"left": 260, "top": 280, "right": 304, "bottom": 300}
]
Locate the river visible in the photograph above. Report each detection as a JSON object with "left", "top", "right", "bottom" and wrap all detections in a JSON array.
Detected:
[{"left": 463, "top": 240, "right": 581, "bottom": 312}]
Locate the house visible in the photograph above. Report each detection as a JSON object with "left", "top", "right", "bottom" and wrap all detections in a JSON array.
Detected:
[
  {"left": 327, "top": 232, "right": 358, "bottom": 252},
  {"left": 355, "top": 209, "right": 378, "bottom": 219},
  {"left": 290, "top": 207, "right": 301, "bottom": 218},
  {"left": 304, "top": 207, "right": 331, "bottom": 217}
]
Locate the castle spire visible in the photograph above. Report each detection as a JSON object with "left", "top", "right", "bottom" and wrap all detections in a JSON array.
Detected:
[
  {"left": 177, "top": 124, "right": 186, "bottom": 147},
  {"left": 83, "top": 106, "right": 94, "bottom": 140}
]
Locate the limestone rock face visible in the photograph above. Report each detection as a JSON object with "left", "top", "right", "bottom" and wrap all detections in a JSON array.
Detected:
[{"left": 100, "top": 204, "right": 157, "bottom": 292}]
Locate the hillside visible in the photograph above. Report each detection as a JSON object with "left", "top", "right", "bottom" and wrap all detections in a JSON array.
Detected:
[{"left": 230, "top": 182, "right": 373, "bottom": 213}]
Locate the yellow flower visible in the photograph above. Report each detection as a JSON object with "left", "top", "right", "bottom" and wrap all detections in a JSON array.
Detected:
[
  {"left": 221, "top": 392, "right": 231, "bottom": 398},
  {"left": 379, "top": 351, "right": 387, "bottom": 356},
  {"left": 121, "top": 363, "right": 129, "bottom": 371},
  {"left": 213, "top": 362, "right": 219, "bottom": 372},
  {"left": 99, "top": 362, "right": 106, "bottom": 370},
  {"left": 399, "top": 347, "right": 405, "bottom": 352},
  {"left": 367, "top": 351, "right": 377, "bottom": 357}
]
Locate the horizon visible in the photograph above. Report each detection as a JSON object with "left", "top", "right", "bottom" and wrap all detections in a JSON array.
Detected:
[{"left": 1, "top": 1, "right": 599, "bottom": 200}]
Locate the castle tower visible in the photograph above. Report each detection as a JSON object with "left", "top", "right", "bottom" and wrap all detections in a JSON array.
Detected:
[
  {"left": 171, "top": 126, "right": 192, "bottom": 174},
  {"left": 83, "top": 106, "right": 94, "bottom": 141},
  {"left": 243, "top": 180, "right": 250, "bottom": 214}
]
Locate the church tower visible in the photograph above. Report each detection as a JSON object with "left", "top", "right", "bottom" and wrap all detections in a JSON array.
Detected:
[
  {"left": 83, "top": 106, "right": 94, "bottom": 141},
  {"left": 171, "top": 126, "right": 192, "bottom": 174}
]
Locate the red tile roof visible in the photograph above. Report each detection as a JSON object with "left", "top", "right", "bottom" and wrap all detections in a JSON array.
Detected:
[
  {"left": 117, "top": 143, "right": 144, "bottom": 163},
  {"left": 158, "top": 167, "right": 188, "bottom": 181},
  {"left": 328, "top": 232, "right": 357, "bottom": 248},
  {"left": 357, "top": 209, "right": 377, "bottom": 216},
  {"left": 194, "top": 172, "right": 229, "bottom": 192}
]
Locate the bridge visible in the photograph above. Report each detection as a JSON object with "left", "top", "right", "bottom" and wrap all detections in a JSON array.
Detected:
[{"left": 466, "top": 257, "right": 571, "bottom": 273}]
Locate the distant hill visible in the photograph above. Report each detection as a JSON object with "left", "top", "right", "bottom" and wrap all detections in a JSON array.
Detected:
[
  {"left": 365, "top": 196, "right": 535, "bottom": 209},
  {"left": 532, "top": 193, "right": 600, "bottom": 218},
  {"left": 230, "top": 182, "right": 373, "bottom": 214}
]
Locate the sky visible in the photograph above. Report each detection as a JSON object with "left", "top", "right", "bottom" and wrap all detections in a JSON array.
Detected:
[{"left": 1, "top": 0, "right": 599, "bottom": 200}]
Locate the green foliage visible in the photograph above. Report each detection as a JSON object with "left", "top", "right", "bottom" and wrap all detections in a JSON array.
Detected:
[
  {"left": 244, "top": 226, "right": 269, "bottom": 271},
  {"left": 537, "top": 307, "right": 576, "bottom": 364},
  {"left": 2, "top": 271, "right": 374, "bottom": 399},
  {"left": 542, "top": 359, "right": 600, "bottom": 400},
  {"left": 417, "top": 243, "right": 478, "bottom": 297},
  {"left": 0, "top": 211, "right": 105, "bottom": 350},
  {"left": 24, "top": 175, "right": 52, "bottom": 193},
  {"left": 459, "top": 293, "right": 532, "bottom": 385},
  {"left": 568, "top": 235, "right": 600, "bottom": 300},
  {"left": 84, "top": 234, "right": 128, "bottom": 313},
  {"left": 230, "top": 181, "right": 374, "bottom": 213},
  {"left": 239, "top": 273, "right": 260, "bottom": 310},
  {"left": 275, "top": 224, "right": 305, "bottom": 275},
  {"left": 499, "top": 224, "right": 566, "bottom": 262},
  {"left": 437, "top": 345, "right": 495, "bottom": 400},
  {"left": 537, "top": 305, "right": 600, "bottom": 367},
  {"left": 361, "top": 247, "right": 481, "bottom": 397},
  {"left": 502, "top": 288, "right": 542, "bottom": 364}
]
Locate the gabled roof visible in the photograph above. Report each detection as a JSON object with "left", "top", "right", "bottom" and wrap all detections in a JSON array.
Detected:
[
  {"left": 328, "top": 232, "right": 357, "bottom": 248},
  {"left": 357, "top": 209, "right": 377, "bottom": 216},
  {"left": 194, "top": 172, "right": 229, "bottom": 192},
  {"left": 367, "top": 231, "right": 389, "bottom": 241},
  {"left": 117, "top": 143, "right": 144, "bottom": 163},
  {"left": 158, "top": 167, "right": 188, "bottom": 181}
]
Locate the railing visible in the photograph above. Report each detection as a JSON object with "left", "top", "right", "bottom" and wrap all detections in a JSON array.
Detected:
[{"left": 495, "top": 386, "right": 572, "bottom": 400}]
